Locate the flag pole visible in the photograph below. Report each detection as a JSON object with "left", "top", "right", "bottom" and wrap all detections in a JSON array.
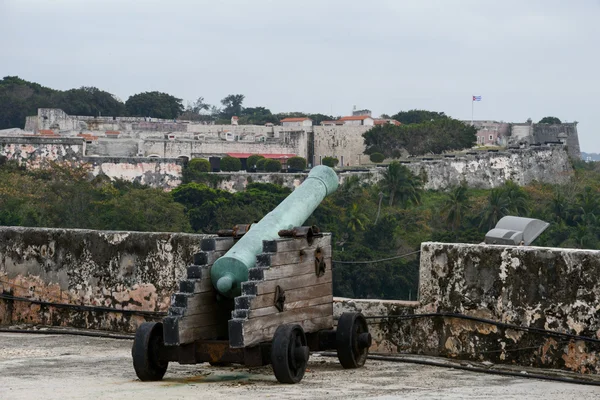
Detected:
[{"left": 471, "top": 96, "right": 474, "bottom": 125}]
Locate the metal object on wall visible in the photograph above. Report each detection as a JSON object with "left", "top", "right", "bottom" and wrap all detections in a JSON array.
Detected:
[
  {"left": 484, "top": 216, "right": 550, "bottom": 246},
  {"left": 210, "top": 165, "right": 339, "bottom": 298}
]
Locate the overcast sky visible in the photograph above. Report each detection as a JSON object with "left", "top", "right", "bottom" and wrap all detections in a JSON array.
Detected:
[{"left": 1, "top": 0, "right": 599, "bottom": 151}]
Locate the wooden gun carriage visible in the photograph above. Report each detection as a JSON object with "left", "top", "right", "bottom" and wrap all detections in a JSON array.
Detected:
[{"left": 131, "top": 227, "right": 371, "bottom": 384}]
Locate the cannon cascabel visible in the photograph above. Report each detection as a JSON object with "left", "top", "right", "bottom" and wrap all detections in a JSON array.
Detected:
[{"left": 210, "top": 165, "right": 339, "bottom": 298}]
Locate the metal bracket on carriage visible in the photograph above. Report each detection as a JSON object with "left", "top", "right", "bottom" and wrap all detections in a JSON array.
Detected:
[
  {"left": 314, "top": 247, "right": 327, "bottom": 277},
  {"left": 217, "top": 223, "right": 252, "bottom": 239},
  {"left": 278, "top": 225, "right": 322, "bottom": 245},
  {"left": 274, "top": 285, "right": 286, "bottom": 312}
]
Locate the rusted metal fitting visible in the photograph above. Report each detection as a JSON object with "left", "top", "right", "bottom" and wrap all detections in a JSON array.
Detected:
[
  {"left": 274, "top": 285, "right": 285, "bottom": 312},
  {"left": 314, "top": 247, "right": 326, "bottom": 277},
  {"left": 217, "top": 224, "right": 252, "bottom": 238},
  {"left": 278, "top": 225, "right": 322, "bottom": 245}
]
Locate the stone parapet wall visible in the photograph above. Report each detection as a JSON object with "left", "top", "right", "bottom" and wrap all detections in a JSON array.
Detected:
[
  {"left": 335, "top": 242, "right": 600, "bottom": 374},
  {"left": 0, "top": 227, "right": 210, "bottom": 332}
]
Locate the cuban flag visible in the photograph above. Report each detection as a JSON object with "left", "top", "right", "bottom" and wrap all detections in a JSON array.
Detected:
[{"left": 472, "top": 95, "right": 482, "bottom": 101}]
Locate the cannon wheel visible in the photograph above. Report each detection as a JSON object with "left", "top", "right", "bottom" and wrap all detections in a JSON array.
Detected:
[
  {"left": 271, "top": 324, "right": 310, "bottom": 384},
  {"left": 336, "top": 312, "right": 371, "bottom": 369},
  {"left": 132, "top": 322, "right": 168, "bottom": 381}
]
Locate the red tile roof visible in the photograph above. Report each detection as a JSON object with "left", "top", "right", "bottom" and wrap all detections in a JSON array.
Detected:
[
  {"left": 374, "top": 119, "right": 401, "bottom": 126},
  {"left": 38, "top": 129, "right": 59, "bottom": 136},
  {"left": 105, "top": 130, "right": 120, "bottom": 135},
  {"left": 227, "top": 153, "right": 297, "bottom": 159},
  {"left": 339, "top": 115, "right": 373, "bottom": 121},
  {"left": 280, "top": 117, "right": 311, "bottom": 122}
]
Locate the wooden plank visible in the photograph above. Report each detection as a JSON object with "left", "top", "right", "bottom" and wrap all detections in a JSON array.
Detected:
[
  {"left": 237, "top": 315, "right": 334, "bottom": 348},
  {"left": 179, "top": 278, "right": 213, "bottom": 294},
  {"left": 171, "top": 291, "right": 216, "bottom": 309},
  {"left": 240, "top": 302, "right": 332, "bottom": 333},
  {"left": 245, "top": 295, "right": 333, "bottom": 319},
  {"left": 171, "top": 301, "right": 220, "bottom": 318},
  {"left": 262, "top": 234, "right": 331, "bottom": 253},
  {"left": 250, "top": 256, "right": 332, "bottom": 281},
  {"left": 256, "top": 246, "right": 332, "bottom": 268},
  {"left": 242, "top": 269, "right": 332, "bottom": 296},
  {"left": 201, "top": 237, "right": 235, "bottom": 252},
  {"left": 246, "top": 282, "right": 332, "bottom": 310},
  {"left": 193, "top": 251, "right": 227, "bottom": 266},
  {"left": 179, "top": 323, "right": 222, "bottom": 343}
]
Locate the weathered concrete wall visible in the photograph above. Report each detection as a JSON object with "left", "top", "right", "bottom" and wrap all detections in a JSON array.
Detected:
[
  {"left": 405, "top": 147, "right": 572, "bottom": 190},
  {"left": 86, "top": 157, "right": 183, "bottom": 190},
  {"left": 0, "top": 136, "right": 85, "bottom": 167},
  {"left": 313, "top": 126, "right": 371, "bottom": 167},
  {"left": 208, "top": 147, "right": 572, "bottom": 192},
  {"left": 533, "top": 123, "right": 580, "bottom": 158},
  {"left": 336, "top": 242, "right": 600, "bottom": 375},
  {"left": 0, "top": 227, "right": 209, "bottom": 332}
]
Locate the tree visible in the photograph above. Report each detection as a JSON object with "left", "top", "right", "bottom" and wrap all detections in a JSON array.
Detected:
[
  {"left": 502, "top": 180, "right": 529, "bottom": 216},
  {"left": 480, "top": 189, "right": 510, "bottom": 230},
  {"left": 322, "top": 157, "right": 339, "bottom": 168},
  {"left": 363, "top": 118, "right": 476, "bottom": 157},
  {"left": 180, "top": 97, "right": 212, "bottom": 121},
  {"left": 391, "top": 109, "right": 447, "bottom": 125},
  {"left": 264, "top": 159, "right": 282, "bottom": 172},
  {"left": 182, "top": 158, "right": 211, "bottom": 183},
  {"left": 441, "top": 185, "right": 471, "bottom": 232},
  {"left": 370, "top": 153, "right": 385, "bottom": 163},
  {"left": 287, "top": 156, "right": 306, "bottom": 171},
  {"left": 346, "top": 203, "right": 369, "bottom": 232},
  {"left": 247, "top": 154, "right": 265, "bottom": 171},
  {"left": 220, "top": 156, "right": 241, "bottom": 172},
  {"left": 220, "top": 94, "right": 245, "bottom": 118},
  {"left": 58, "top": 86, "right": 126, "bottom": 117},
  {"left": 125, "top": 91, "right": 183, "bottom": 119},
  {"left": 239, "top": 106, "right": 278, "bottom": 125},
  {"left": 538, "top": 116, "right": 562, "bottom": 124},
  {"left": 256, "top": 158, "right": 267, "bottom": 171},
  {"left": 380, "top": 162, "right": 422, "bottom": 207}
]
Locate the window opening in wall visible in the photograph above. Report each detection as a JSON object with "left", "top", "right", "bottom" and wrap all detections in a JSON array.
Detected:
[
  {"left": 489, "top": 135, "right": 493, "bottom": 141},
  {"left": 319, "top": 155, "right": 322, "bottom": 164},
  {"left": 341, "top": 155, "right": 344, "bottom": 166}
]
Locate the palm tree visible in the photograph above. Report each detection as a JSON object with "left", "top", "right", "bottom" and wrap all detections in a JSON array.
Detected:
[
  {"left": 480, "top": 188, "right": 510, "bottom": 230},
  {"left": 346, "top": 203, "right": 369, "bottom": 232},
  {"left": 441, "top": 185, "right": 471, "bottom": 232},
  {"left": 502, "top": 180, "right": 529, "bottom": 216},
  {"left": 550, "top": 190, "right": 569, "bottom": 223},
  {"left": 380, "top": 162, "right": 422, "bottom": 207}
]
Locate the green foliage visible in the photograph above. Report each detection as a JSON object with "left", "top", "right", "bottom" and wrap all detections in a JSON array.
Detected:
[
  {"left": 256, "top": 158, "right": 267, "bottom": 171},
  {"left": 0, "top": 76, "right": 126, "bottom": 129},
  {"left": 286, "top": 156, "right": 306, "bottom": 171},
  {"left": 125, "top": 91, "right": 183, "bottom": 119},
  {"left": 239, "top": 107, "right": 278, "bottom": 125},
  {"left": 0, "top": 161, "right": 189, "bottom": 232},
  {"left": 369, "top": 153, "right": 385, "bottom": 163},
  {"left": 380, "top": 162, "right": 422, "bottom": 207},
  {"left": 264, "top": 159, "right": 282, "bottom": 172},
  {"left": 363, "top": 118, "right": 477, "bottom": 157},
  {"left": 322, "top": 157, "right": 339, "bottom": 168},
  {"left": 220, "top": 94, "right": 245, "bottom": 118},
  {"left": 220, "top": 156, "right": 241, "bottom": 172},
  {"left": 539, "top": 116, "right": 562, "bottom": 124},
  {"left": 392, "top": 109, "right": 447, "bottom": 125},
  {"left": 247, "top": 154, "right": 265, "bottom": 171},
  {"left": 441, "top": 184, "right": 471, "bottom": 232},
  {"left": 182, "top": 158, "right": 211, "bottom": 183}
]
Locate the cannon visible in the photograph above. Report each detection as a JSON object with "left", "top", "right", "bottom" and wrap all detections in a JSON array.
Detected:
[{"left": 131, "top": 166, "right": 371, "bottom": 384}]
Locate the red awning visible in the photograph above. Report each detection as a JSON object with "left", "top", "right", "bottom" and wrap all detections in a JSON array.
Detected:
[{"left": 226, "top": 153, "right": 296, "bottom": 159}]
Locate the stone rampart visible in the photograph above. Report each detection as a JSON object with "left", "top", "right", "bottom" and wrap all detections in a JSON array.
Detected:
[
  {"left": 85, "top": 157, "right": 184, "bottom": 190},
  {"left": 338, "top": 242, "right": 600, "bottom": 374},
  {"left": 0, "top": 227, "right": 210, "bottom": 332},
  {"left": 0, "top": 136, "right": 85, "bottom": 167}
]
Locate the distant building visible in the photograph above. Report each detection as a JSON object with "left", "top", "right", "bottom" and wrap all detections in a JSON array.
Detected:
[
  {"left": 470, "top": 120, "right": 510, "bottom": 147},
  {"left": 320, "top": 120, "right": 344, "bottom": 126},
  {"left": 352, "top": 109, "right": 372, "bottom": 117},
  {"left": 373, "top": 119, "right": 401, "bottom": 126},
  {"left": 280, "top": 117, "right": 313, "bottom": 127},
  {"left": 339, "top": 115, "right": 374, "bottom": 126}
]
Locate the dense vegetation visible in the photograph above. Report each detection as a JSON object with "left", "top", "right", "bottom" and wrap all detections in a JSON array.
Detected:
[
  {"left": 0, "top": 76, "right": 336, "bottom": 129},
  {"left": 363, "top": 117, "right": 477, "bottom": 157},
  {"left": 2, "top": 157, "right": 600, "bottom": 300}
]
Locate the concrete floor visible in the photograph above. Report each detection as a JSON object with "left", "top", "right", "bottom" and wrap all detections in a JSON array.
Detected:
[{"left": 1, "top": 332, "right": 599, "bottom": 399}]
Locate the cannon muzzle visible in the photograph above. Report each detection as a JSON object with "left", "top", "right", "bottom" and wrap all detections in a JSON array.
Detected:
[{"left": 210, "top": 165, "right": 339, "bottom": 298}]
